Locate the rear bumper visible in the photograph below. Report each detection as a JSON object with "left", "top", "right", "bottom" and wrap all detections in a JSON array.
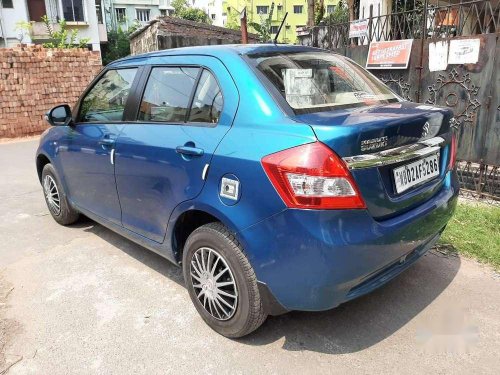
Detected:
[{"left": 238, "top": 171, "right": 459, "bottom": 312}]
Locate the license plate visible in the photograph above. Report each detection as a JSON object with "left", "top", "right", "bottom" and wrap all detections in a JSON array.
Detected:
[{"left": 393, "top": 153, "right": 440, "bottom": 194}]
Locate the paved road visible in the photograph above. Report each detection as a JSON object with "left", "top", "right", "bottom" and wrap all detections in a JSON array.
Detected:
[{"left": 1, "top": 139, "right": 499, "bottom": 374}]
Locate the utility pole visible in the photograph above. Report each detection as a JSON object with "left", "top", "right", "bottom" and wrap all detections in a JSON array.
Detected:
[
  {"left": 240, "top": 7, "right": 248, "bottom": 44},
  {"left": 307, "top": 0, "right": 315, "bottom": 27}
]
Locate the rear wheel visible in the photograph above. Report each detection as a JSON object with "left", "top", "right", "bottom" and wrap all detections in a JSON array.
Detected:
[
  {"left": 182, "top": 222, "right": 267, "bottom": 338},
  {"left": 42, "top": 164, "right": 79, "bottom": 225}
]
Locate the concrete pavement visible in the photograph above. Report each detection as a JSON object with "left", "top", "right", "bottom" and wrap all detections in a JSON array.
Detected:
[{"left": 1, "top": 139, "right": 499, "bottom": 374}]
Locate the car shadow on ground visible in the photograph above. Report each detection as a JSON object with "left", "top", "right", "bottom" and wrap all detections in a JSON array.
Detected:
[{"left": 76, "top": 216, "right": 460, "bottom": 355}]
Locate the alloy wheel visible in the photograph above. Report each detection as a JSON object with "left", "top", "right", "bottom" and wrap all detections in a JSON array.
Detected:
[
  {"left": 43, "top": 175, "right": 61, "bottom": 215},
  {"left": 190, "top": 247, "right": 238, "bottom": 321}
]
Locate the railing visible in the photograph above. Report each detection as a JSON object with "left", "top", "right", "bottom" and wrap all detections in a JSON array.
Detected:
[{"left": 311, "top": 0, "right": 499, "bottom": 49}]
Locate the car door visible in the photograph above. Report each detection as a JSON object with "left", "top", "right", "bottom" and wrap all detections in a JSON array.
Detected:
[
  {"left": 58, "top": 67, "right": 139, "bottom": 225},
  {"left": 114, "top": 56, "right": 238, "bottom": 243}
]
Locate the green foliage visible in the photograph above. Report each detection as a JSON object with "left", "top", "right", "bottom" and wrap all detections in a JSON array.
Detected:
[
  {"left": 172, "top": 0, "right": 211, "bottom": 24},
  {"left": 179, "top": 8, "right": 211, "bottom": 23},
  {"left": 324, "top": 0, "right": 349, "bottom": 24},
  {"left": 314, "top": 3, "right": 325, "bottom": 25},
  {"left": 248, "top": 4, "right": 274, "bottom": 42},
  {"left": 41, "top": 15, "right": 90, "bottom": 48},
  {"left": 14, "top": 20, "right": 33, "bottom": 42},
  {"left": 172, "top": 0, "right": 188, "bottom": 14},
  {"left": 102, "top": 27, "right": 131, "bottom": 65},
  {"left": 440, "top": 202, "right": 500, "bottom": 270},
  {"left": 225, "top": 10, "right": 240, "bottom": 30}
]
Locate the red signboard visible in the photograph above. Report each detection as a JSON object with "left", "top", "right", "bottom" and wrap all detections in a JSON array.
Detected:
[{"left": 366, "top": 39, "right": 414, "bottom": 69}]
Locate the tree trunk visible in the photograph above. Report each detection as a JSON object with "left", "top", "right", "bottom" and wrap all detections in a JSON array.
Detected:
[
  {"left": 348, "top": 0, "right": 355, "bottom": 21},
  {"left": 307, "top": 0, "right": 315, "bottom": 26}
]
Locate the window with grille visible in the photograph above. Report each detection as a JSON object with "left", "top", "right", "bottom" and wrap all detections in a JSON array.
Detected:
[
  {"left": 115, "top": 8, "right": 126, "bottom": 22},
  {"left": 293, "top": 5, "right": 303, "bottom": 14},
  {"left": 256, "top": 6, "right": 269, "bottom": 14},
  {"left": 62, "top": 0, "right": 85, "bottom": 22},
  {"left": 327, "top": 5, "right": 335, "bottom": 14},
  {"left": 136, "top": 8, "right": 150, "bottom": 23}
]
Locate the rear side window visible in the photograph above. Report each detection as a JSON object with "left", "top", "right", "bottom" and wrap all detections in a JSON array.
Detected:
[
  {"left": 188, "top": 70, "right": 223, "bottom": 124},
  {"left": 138, "top": 67, "right": 199, "bottom": 122},
  {"left": 79, "top": 68, "right": 137, "bottom": 122}
]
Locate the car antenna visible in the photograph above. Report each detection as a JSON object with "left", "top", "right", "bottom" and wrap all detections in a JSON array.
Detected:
[{"left": 273, "top": 12, "right": 288, "bottom": 44}]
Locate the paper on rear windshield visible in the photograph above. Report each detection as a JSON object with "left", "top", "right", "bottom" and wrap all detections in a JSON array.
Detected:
[{"left": 283, "top": 69, "right": 329, "bottom": 108}]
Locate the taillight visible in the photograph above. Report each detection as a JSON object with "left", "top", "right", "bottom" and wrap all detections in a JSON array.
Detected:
[
  {"left": 261, "top": 142, "right": 366, "bottom": 209},
  {"left": 449, "top": 132, "right": 457, "bottom": 170}
]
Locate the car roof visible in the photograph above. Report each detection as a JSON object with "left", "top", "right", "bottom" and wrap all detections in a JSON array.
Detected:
[{"left": 108, "top": 44, "right": 326, "bottom": 67}]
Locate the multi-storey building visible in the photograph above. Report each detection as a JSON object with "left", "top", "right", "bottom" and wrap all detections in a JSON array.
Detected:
[
  {"left": 191, "top": 0, "right": 224, "bottom": 26},
  {"left": 108, "top": 0, "right": 175, "bottom": 30},
  {"left": 222, "top": 0, "right": 340, "bottom": 43},
  {"left": 0, "top": 0, "right": 107, "bottom": 52}
]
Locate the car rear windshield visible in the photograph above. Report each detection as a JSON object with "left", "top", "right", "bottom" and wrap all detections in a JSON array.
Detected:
[{"left": 249, "top": 51, "right": 399, "bottom": 114}]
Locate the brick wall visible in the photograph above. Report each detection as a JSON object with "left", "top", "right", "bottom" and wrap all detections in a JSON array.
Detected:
[
  {"left": 130, "top": 17, "right": 259, "bottom": 55},
  {"left": 0, "top": 45, "right": 102, "bottom": 138}
]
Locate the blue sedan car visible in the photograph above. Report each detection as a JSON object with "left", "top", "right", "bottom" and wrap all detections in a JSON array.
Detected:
[{"left": 36, "top": 44, "right": 458, "bottom": 338}]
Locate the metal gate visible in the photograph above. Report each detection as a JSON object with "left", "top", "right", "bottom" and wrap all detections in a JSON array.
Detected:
[{"left": 299, "top": 0, "right": 500, "bottom": 198}]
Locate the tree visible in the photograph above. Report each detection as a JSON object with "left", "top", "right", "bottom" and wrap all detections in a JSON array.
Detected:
[
  {"left": 248, "top": 4, "right": 274, "bottom": 42},
  {"left": 314, "top": 2, "right": 325, "bottom": 25},
  {"left": 179, "top": 8, "right": 211, "bottom": 23},
  {"left": 324, "top": 0, "right": 349, "bottom": 24},
  {"left": 172, "top": 0, "right": 211, "bottom": 24}
]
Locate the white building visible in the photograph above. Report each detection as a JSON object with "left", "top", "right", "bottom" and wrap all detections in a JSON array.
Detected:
[
  {"left": 0, "top": 0, "right": 107, "bottom": 53},
  {"left": 191, "top": 0, "right": 224, "bottom": 27},
  {"left": 107, "top": 0, "right": 174, "bottom": 31}
]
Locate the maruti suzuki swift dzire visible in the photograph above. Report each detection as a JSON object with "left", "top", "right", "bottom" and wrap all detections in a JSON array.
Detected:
[{"left": 36, "top": 44, "right": 459, "bottom": 338}]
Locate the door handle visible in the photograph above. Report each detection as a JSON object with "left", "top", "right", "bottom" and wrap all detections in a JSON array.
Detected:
[
  {"left": 176, "top": 146, "right": 204, "bottom": 157},
  {"left": 98, "top": 138, "right": 115, "bottom": 146}
]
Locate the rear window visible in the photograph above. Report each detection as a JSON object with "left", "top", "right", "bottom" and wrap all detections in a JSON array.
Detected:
[{"left": 249, "top": 51, "right": 399, "bottom": 114}]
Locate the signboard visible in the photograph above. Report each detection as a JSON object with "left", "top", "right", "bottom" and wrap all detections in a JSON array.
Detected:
[
  {"left": 296, "top": 26, "right": 310, "bottom": 37},
  {"left": 366, "top": 39, "right": 413, "bottom": 69},
  {"left": 448, "top": 38, "right": 480, "bottom": 65},
  {"left": 349, "top": 19, "right": 368, "bottom": 38},
  {"left": 429, "top": 41, "right": 449, "bottom": 72}
]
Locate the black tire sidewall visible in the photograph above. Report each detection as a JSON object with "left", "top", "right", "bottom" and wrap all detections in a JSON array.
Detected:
[
  {"left": 183, "top": 227, "right": 253, "bottom": 338},
  {"left": 41, "top": 164, "right": 78, "bottom": 225}
]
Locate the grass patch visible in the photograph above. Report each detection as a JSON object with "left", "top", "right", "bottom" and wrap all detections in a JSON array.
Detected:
[{"left": 439, "top": 201, "right": 500, "bottom": 269}]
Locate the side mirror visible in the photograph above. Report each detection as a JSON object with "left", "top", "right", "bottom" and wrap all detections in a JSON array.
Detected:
[{"left": 45, "top": 104, "right": 73, "bottom": 127}]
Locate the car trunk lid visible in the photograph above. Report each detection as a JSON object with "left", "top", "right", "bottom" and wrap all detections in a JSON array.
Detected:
[{"left": 296, "top": 102, "right": 455, "bottom": 219}]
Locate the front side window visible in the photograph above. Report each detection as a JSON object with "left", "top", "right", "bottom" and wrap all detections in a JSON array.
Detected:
[
  {"left": 327, "top": 5, "right": 335, "bottom": 14},
  {"left": 250, "top": 52, "right": 398, "bottom": 114},
  {"left": 62, "top": 0, "right": 85, "bottom": 22},
  {"left": 256, "top": 6, "right": 269, "bottom": 14},
  {"left": 293, "top": 5, "right": 303, "bottom": 14},
  {"left": 139, "top": 67, "right": 199, "bottom": 122},
  {"left": 3, "top": 0, "right": 13, "bottom": 8},
  {"left": 136, "top": 8, "right": 150, "bottom": 22},
  {"left": 188, "top": 70, "right": 223, "bottom": 124},
  {"left": 79, "top": 68, "right": 137, "bottom": 122},
  {"left": 270, "top": 25, "right": 279, "bottom": 34}
]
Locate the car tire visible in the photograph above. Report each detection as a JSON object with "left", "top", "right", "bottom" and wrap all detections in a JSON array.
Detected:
[
  {"left": 182, "top": 222, "right": 267, "bottom": 338},
  {"left": 41, "top": 163, "right": 79, "bottom": 225}
]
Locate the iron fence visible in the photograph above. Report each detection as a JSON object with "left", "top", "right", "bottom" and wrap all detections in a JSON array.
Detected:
[{"left": 313, "top": 0, "right": 499, "bottom": 49}]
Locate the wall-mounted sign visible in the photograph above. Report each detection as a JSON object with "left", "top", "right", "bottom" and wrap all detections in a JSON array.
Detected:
[
  {"left": 349, "top": 19, "right": 368, "bottom": 38},
  {"left": 296, "top": 26, "right": 310, "bottom": 37},
  {"left": 429, "top": 41, "right": 449, "bottom": 72},
  {"left": 366, "top": 39, "right": 413, "bottom": 69},
  {"left": 448, "top": 38, "right": 480, "bottom": 65}
]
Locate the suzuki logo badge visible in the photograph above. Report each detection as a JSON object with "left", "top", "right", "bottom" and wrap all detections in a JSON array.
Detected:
[{"left": 422, "top": 122, "right": 430, "bottom": 138}]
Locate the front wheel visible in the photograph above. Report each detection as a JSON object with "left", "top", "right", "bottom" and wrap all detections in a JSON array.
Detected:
[
  {"left": 41, "top": 163, "right": 79, "bottom": 225},
  {"left": 182, "top": 222, "right": 267, "bottom": 338}
]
